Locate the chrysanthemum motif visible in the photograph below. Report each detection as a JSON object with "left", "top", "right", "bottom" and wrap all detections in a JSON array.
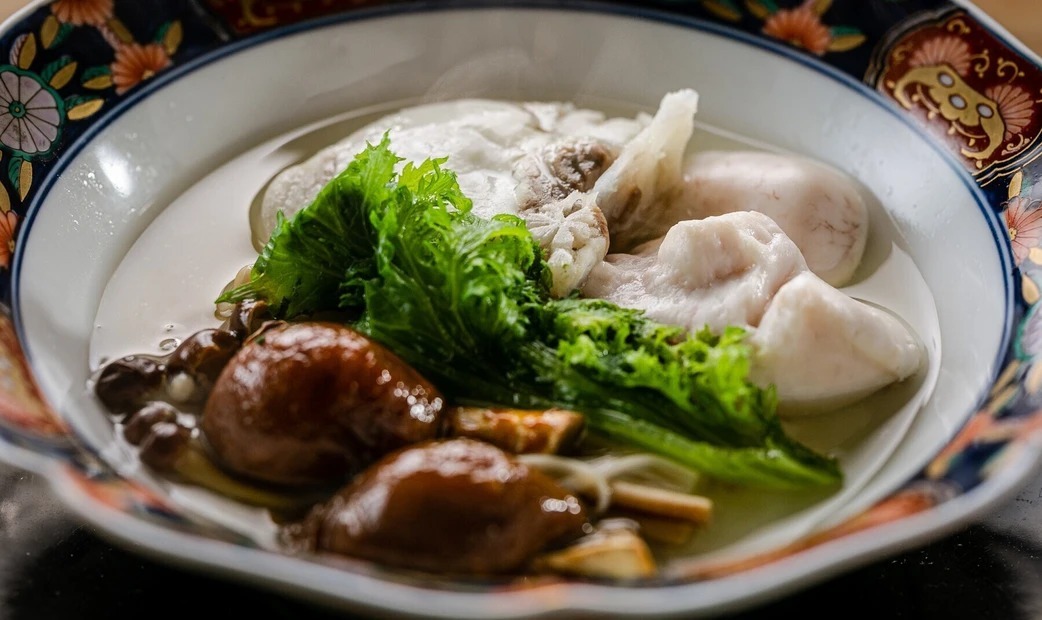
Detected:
[
  {"left": 762, "top": 3, "right": 831, "bottom": 56},
  {"left": 0, "top": 68, "right": 61, "bottom": 157},
  {"left": 51, "top": 0, "right": 115, "bottom": 27},
  {"left": 0, "top": 210, "right": 17, "bottom": 269},
  {"left": 1006, "top": 196, "right": 1042, "bottom": 264},
  {"left": 111, "top": 43, "right": 172, "bottom": 95},
  {"left": 987, "top": 84, "right": 1034, "bottom": 140},
  {"left": 909, "top": 36, "right": 972, "bottom": 76}
]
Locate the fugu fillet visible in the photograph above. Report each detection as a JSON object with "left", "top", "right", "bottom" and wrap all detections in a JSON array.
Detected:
[
  {"left": 257, "top": 99, "right": 649, "bottom": 297},
  {"left": 678, "top": 151, "right": 869, "bottom": 287},
  {"left": 593, "top": 89, "right": 698, "bottom": 251},
  {"left": 582, "top": 211, "right": 806, "bottom": 333},
  {"left": 748, "top": 272, "right": 922, "bottom": 414},
  {"left": 582, "top": 211, "right": 922, "bottom": 414}
]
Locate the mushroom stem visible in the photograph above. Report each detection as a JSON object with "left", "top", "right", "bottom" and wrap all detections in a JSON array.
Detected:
[
  {"left": 172, "top": 445, "right": 318, "bottom": 511},
  {"left": 140, "top": 426, "right": 322, "bottom": 512},
  {"left": 609, "top": 480, "right": 713, "bottom": 525}
]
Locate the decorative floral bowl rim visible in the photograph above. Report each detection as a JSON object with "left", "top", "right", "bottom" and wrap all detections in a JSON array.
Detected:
[{"left": 1, "top": 0, "right": 1042, "bottom": 617}]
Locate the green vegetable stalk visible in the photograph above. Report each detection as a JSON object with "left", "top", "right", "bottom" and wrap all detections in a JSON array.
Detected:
[{"left": 221, "top": 137, "right": 841, "bottom": 490}]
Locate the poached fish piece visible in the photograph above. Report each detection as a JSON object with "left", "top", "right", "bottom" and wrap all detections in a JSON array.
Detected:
[
  {"left": 677, "top": 151, "right": 869, "bottom": 287},
  {"left": 749, "top": 271, "right": 922, "bottom": 413},
  {"left": 583, "top": 211, "right": 921, "bottom": 413},
  {"left": 258, "top": 99, "right": 648, "bottom": 297},
  {"left": 582, "top": 211, "right": 806, "bottom": 334}
]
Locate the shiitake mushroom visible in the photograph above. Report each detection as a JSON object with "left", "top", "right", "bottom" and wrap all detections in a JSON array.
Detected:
[
  {"left": 200, "top": 322, "right": 445, "bottom": 486},
  {"left": 289, "top": 438, "right": 589, "bottom": 574}
]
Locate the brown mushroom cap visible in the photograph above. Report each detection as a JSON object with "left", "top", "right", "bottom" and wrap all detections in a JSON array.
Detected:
[
  {"left": 297, "top": 438, "right": 589, "bottom": 574},
  {"left": 201, "top": 322, "right": 445, "bottom": 486}
]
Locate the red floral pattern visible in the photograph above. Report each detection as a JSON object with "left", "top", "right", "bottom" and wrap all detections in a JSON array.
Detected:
[
  {"left": 0, "top": 211, "right": 16, "bottom": 270},
  {"left": 1005, "top": 196, "right": 1042, "bottom": 264},
  {"left": 51, "top": 0, "right": 114, "bottom": 27},
  {"left": 111, "top": 43, "right": 172, "bottom": 95},
  {"left": 762, "top": 2, "right": 832, "bottom": 56}
]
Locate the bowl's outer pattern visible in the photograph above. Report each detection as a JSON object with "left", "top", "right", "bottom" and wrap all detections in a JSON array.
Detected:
[{"left": 0, "top": 0, "right": 1040, "bottom": 592}]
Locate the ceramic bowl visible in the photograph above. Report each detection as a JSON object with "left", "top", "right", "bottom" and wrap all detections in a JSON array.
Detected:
[{"left": 2, "top": 0, "right": 1041, "bottom": 617}]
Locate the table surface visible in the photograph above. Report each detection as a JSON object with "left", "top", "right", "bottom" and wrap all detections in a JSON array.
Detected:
[{"left": 2, "top": 0, "right": 1042, "bottom": 618}]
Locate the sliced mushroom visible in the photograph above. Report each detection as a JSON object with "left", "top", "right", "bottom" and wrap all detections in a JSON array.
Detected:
[
  {"left": 609, "top": 480, "right": 713, "bottom": 525},
  {"left": 608, "top": 509, "right": 698, "bottom": 546},
  {"left": 446, "top": 406, "right": 585, "bottom": 454},
  {"left": 532, "top": 519, "right": 656, "bottom": 579}
]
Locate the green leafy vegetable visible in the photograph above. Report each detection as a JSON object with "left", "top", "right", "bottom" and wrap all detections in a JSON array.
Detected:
[
  {"left": 220, "top": 137, "right": 841, "bottom": 490},
  {"left": 223, "top": 141, "right": 399, "bottom": 317}
]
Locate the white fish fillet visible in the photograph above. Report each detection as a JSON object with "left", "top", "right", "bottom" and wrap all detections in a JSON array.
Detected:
[
  {"left": 583, "top": 212, "right": 922, "bottom": 413},
  {"left": 258, "top": 99, "right": 648, "bottom": 296}
]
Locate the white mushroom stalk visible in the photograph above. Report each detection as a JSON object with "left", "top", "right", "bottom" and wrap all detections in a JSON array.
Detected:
[
  {"left": 517, "top": 454, "right": 613, "bottom": 514},
  {"left": 518, "top": 453, "right": 711, "bottom": 524}
]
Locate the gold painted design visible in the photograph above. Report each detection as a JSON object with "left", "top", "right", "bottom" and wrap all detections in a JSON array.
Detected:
[
  {"left": 1010, "top": 170, "right": 1025, "bottom": 198},
  {"left": 48, "top": 60, "right": 77, "bottom": 89},
  {"left": 15, "top": 34, "right": 35, "bottom": 70},
  {"left": 242, "top": 0, "right": 278, "bottom": 27},
  {"left": 946, "top": 17, "right": 972, "bottom": 35},
  {"left": 1024, "top": 274, "right": 1041, "bottom": 305},
  {"left": 17, "top": 161, "right": 30, "bottom": 201},
  {"left": 892, "top": 66, "right": 1005, "bottom": 165},
  {"left": 744, "top": 0, "right": 771, "bottom": 20},
  {"left": 873, "top": 11, "right": 1042, "bottom": 185},
  {"left": 67, "top": 98, "right": 104, "bottom": 120},
  {"left": 971, "top": 50, "right": 990, "bottom": 79},
  {"left": 106, "top": 18, "right": 134, "bottom": 44},
  {"left": 997, "top": 57, "right": 1024, "bottom": 82},
  {"left": 701, "top": 0, "right": 742, "bottom": 21},
  {"left": 1026, "top": 363, "right": 1042, "bottom": 395},
  {"left": 162, "top": 21, "right": 183, "bottom": 56},
  {"left": 40, "top": 15, "right": 60, "bottom": 49},
  {"left": 82, "top": 73, "right": 112, "bottom": 89}
]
